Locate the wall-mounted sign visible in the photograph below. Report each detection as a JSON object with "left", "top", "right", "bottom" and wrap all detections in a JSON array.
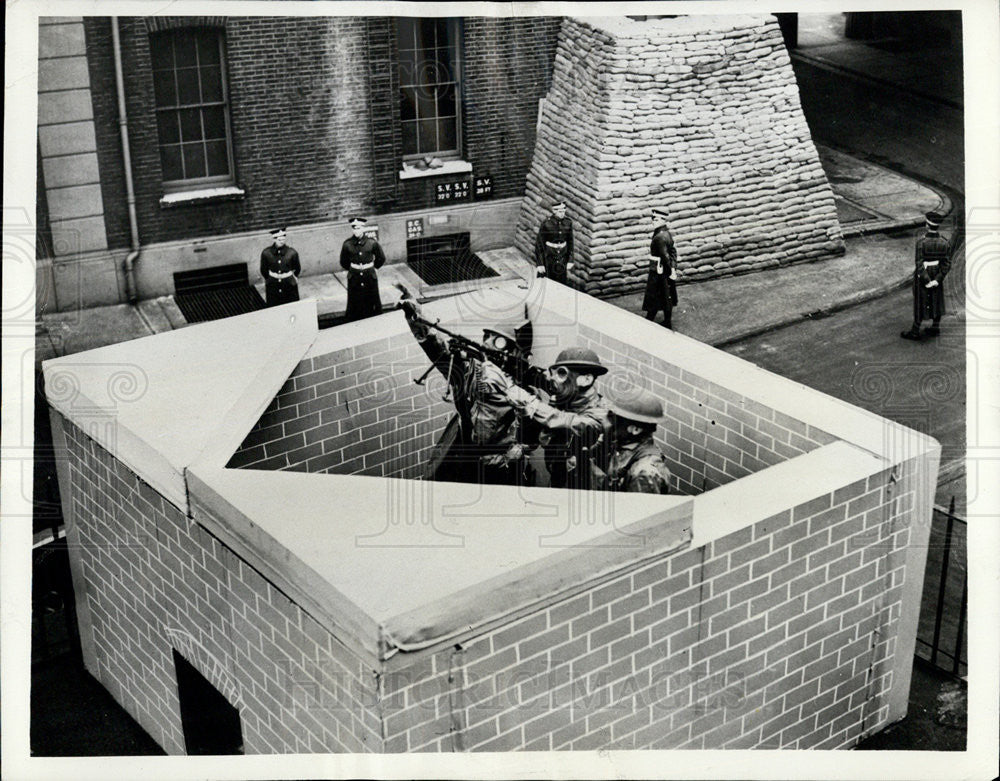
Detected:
[
  {"left": 474, "top": 175, "right": 493, "bottom": 200},
  {"left": 363, "top": 225, "right": 379, "bottom": 242},
  {"left": 406, "top": 218, "right": 424, "bottom": 239},
  {"left": 435, "top": 180, "right": 470, "bottom": 203}
]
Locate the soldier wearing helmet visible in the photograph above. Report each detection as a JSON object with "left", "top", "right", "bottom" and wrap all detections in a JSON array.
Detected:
[
  {"left": 504, "top": 346, "right": 612, "bottom": 490},
  {"left": 398, "top": 290, "right": 533, "bottom": 486},
  {"left": 604, "top": 389, "right": 674, "bottom": 494}
]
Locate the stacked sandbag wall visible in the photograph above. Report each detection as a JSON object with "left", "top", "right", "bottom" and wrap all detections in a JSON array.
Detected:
[{"left": 516, "top": 15, "right": 845, "bottom": 297}]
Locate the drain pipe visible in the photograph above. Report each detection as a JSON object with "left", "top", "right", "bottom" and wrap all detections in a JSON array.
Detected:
[{"left": 112, "top": 17, "right": 141, "bottom": 304}]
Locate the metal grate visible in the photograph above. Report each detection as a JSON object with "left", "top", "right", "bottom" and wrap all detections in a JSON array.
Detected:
[
  {"left": 174, "top": 287, "right": 265, "bottom": 324},
  {"left": 406, "top": 232, "right": 499, "bottom": 286},
  {"left": 173, "top": 263, "right": 265, "bottom": 324}
]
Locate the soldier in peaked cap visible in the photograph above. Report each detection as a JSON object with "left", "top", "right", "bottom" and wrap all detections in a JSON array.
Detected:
[
  {"left": 340, "top": 216, "right": 386, "bottom": 323},
  {"left": 534, "top": 199, "right": 575, "bottom": 285},
  {"left": 901, "top": 211, "right": 952, "bottom": 340},
  {"left": 643, "top": 208, "right": 679, "bottom": 328},
  {"left": 603, "top": 389, "right": 674, "bottom": 494},
  {"left": 260, "top": 227, "right": 302, "bottom": 307},
  {"left": 503, "top": 346, "right": 612, "bottom": 490}
]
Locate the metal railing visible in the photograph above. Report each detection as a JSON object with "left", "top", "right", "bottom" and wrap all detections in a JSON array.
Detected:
[{"left": 915, "top": 496, "right": 967, "bottom": 678}]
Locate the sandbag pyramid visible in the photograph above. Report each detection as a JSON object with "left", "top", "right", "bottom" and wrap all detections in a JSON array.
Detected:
[{"left": 515, "top": 15, "right": 845, "bottom": 297}]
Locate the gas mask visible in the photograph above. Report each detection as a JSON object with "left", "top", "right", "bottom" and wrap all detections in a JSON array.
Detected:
[
  {"left": 610, "top": 413, "right": 645, "bottom": 448},
  {"left": 548, "top": 365, "right": 594, "bottom": 405}
]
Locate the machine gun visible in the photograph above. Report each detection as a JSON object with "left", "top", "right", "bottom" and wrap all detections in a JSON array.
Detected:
[{"left": 395, "top": 283, "right": 548, "bottom": 392}]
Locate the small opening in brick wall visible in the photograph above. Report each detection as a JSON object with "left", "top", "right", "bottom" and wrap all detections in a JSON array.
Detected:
[
  {"left": 173, "top": 649, "right": 244, "bottom": 755},
  {"left": 226, "top": 321, "right": 833, "bottom": 493}
]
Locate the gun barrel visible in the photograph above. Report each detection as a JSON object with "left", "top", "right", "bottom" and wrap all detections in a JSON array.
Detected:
[{"left": 411, "top": 315, "right": 547, "bottom": 385}]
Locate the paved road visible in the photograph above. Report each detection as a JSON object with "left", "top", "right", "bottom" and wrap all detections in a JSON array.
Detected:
[
  {"left": 723, "top": 285, "right": 966, "bottom": 511},
  {"left": 792, "top": 59, "right": 965, "bottom": 193},
  {"left": 788, "top": 57, "right": 966, "bottom": 513}
]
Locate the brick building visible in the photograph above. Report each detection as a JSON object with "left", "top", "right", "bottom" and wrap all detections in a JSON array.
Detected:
[
  {"left": 44, "top": 284, "right": 940, "bottom": 753},
  {"left": 37, "top": 12, "right": 854, "bottom": 315},
  {"left": 36, "top": 15, "right": 562, "bottom": 311}
]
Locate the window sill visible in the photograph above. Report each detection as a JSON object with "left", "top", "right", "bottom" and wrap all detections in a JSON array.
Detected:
[
  {"left": 159, "top": 186, "right": 246, "bottom": 208},
  {"left": 398, "top": 160, "right": 472, "bottom": 180}
]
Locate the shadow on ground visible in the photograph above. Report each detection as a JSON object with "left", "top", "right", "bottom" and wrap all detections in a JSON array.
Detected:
[{"left": 856, "top": 660, "right": 967, "bottom": 751}]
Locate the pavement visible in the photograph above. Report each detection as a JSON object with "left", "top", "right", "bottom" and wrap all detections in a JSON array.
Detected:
[{"left": 793, "top": 11, "right": 963, "bottom": 110}]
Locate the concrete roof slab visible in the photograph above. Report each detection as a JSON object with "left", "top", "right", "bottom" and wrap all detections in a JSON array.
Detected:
[
  {"left": 43, "top": 300, "right": 317, "bottom": 511},
  {"left": 187, "top": 465, "right": 693, "bottom": 661}
]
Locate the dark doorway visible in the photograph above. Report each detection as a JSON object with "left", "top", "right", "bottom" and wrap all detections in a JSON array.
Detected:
[{"left": 173, "top": 650, "right": 244, "bottom": 755}]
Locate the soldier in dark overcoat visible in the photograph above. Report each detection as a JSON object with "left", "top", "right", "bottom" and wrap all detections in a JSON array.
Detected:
[
  {"left": 340, "top": 216, "right": 386, "bottom": 322},
  {"left": 643, "top": 208, "right": 678, "bottom": 328},
  {"left": 259, "top": 227, "right": 301, "bottom": 307},
  {"left": 534, "top": 200, "right": 574, "bottom": 285},
  {"left": 901, "top": 211, "right": 952, "bottom": 340}
]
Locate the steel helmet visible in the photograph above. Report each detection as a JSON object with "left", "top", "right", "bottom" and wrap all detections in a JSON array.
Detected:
[
  {"left": 549, "top": 347, "right": 608, "bottom": 376},
  {"left": 483, "top": 322, "right": 526, "bottom": 352},
  {"left": 608, "top": 389, "right": 664, "bottom": 425},
  {"left": 483, "top": 324, "right": 518, "bottom": 342}
]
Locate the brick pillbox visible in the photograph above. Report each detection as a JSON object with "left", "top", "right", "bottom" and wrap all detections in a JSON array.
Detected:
[
  {"left": 516, "top": 15, "right": 845, "bottom": 297},
  {"left": 44, "top": 284, "right": 938, "bottom": 753}
]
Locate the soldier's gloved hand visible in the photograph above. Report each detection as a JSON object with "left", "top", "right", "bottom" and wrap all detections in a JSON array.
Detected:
[
  {"left": 504, "top": 443, "right": 525, "bottom": 462},
  {"left": 505, "top": 383, "right": 538, "bottom": 412},
  {"left": 926, "top": 280, "right": 939, "bottom": 288},
  {"left": 669, "top": 271, "right": 678, "bottom": 281},
  {"left": 398, "top": 297, "right": 421, "bottom": 319},
  {"left": 536, "top": 265, "right": 547, "bottom": 278}
]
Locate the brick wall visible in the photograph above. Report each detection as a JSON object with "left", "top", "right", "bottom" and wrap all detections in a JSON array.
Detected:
[
  {"left": 461, "top": 18, "right": 562, "bottom": 201},
  {"left": 229, "top": 320, "right": 835, "bottom": 494},
  {"left": 84, "top": 16, "right": 561, "bottom": 250},
  {"left": 381, "top": 462, "right": 915, "bottom": 750},
  {"left": 60, "top": 414, "right": 383, "bottom": 754},
  {"left": 86, "top": 16, "right": 373, "bottom": 249},
  {"left": 227, "top": 331, "right": 454, "bottom": 478},
  {"left": 577, "top": 326, "right": 837, "bottom": 494}
]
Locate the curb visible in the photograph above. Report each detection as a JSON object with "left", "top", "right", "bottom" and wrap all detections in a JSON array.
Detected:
[{"left": 709, "top": 274, "right": 911, "bottom": 349}]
